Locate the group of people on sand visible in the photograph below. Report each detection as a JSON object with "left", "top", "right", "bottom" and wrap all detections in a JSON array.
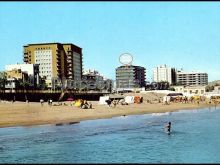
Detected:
[
  {"left": 105, "top": 99, "right": 129, "bottom": 108},
  {"left": 80, "top": 100, "right": 92, "bottom": 109},
  {"left": 39, "top": 98, "right": 93, "bottom": 109},
  {"left": 171, "top": 96, "right": 206, "bottom": 104},
  {"left": 40, "top": 99, "right": 52, "bottom": 106}
]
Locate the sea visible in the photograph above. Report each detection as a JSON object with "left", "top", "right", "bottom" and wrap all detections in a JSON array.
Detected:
[{"left": 0, "top": 107, "right": 220, "bottom": 163}]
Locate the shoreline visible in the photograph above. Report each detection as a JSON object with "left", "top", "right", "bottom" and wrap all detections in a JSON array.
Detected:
[{"left": 0, "top": 101, "right": 218, "bottom": 129}]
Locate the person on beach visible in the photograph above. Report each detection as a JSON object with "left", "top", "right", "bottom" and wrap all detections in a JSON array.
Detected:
[
  {"left": 81, "top": 100, "right": 90, "bottom": 109},
  {"left": 40, "top": 99, "right": 44, "bottom": 106},
  {"left": 106, "top": 99, "right": 112, "bottom": 107},
  {"left": 49, "top": 99, "right": 53, "bottom": 106},
  {"left": 165, "top": 122, "right": 171, "bottom": 133},
  {"left": 112, "top": 99, "right": 117, "bottom": 108},
  {"left": 13, "top": 96, "right": 16, "bottom": 103}
]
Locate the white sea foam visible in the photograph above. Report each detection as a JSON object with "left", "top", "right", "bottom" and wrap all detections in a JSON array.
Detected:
[{"left": 151, "top": 112, "right": 171, "bottom": 116}]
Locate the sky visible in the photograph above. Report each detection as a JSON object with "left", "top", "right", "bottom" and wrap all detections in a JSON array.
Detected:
[{"left": 0, "top": 2, "right": 220, "bottom": 82}]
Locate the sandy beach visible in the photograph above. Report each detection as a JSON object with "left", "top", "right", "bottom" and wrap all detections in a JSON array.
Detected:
[{"left": 0, "top": 96, "right": 217, "bottom": 128}]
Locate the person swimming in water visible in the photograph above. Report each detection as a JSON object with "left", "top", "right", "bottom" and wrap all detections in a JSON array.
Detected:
[{"left": 165, "top": 122, "right": 171, "bottom": 133}]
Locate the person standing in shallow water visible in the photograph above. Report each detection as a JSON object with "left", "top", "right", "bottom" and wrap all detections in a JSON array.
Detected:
[{"left": 165, "top": 122, "right": 171, "bottom": 133}]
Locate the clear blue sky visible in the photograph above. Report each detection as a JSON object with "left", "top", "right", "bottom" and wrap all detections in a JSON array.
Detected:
[{"left": 0, "top": 2, "right": 220, "bottom": 82}]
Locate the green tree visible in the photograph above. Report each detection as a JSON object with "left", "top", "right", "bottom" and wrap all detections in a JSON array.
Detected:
[
  {"left": 175, "top": 81, "right": 182, "bottom": 86},
  {"left": 18, "top": 80, "right": 31, "bottom": 90},
  {"left": 158, "top": 81, "right": 170, "bottom": 90},
  {"left": 205, "top": 85, "right": 214, "bottom": 92},
  {"left": 0, "top": 71, "right": 7, "bottom": 90}
]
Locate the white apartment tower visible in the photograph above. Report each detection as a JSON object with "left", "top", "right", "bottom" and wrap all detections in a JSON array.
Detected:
[{"left": 153, "top": 64, "right": 176, "bottom": 85}]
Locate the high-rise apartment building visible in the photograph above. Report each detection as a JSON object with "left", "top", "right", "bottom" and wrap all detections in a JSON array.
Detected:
[
  {"left": 23, "top": 43, "right": 83, "bottom": 87},
  {"left": 176, "top": 71, "right": 208, "bottom": 86},
  {"left": 116, "top": 65, "right": 146, "bottom": 90},
  {"left": 153, "top": 64, "right": 176, "bottom": 85}
]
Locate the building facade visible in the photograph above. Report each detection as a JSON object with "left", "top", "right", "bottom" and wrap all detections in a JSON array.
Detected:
[
  {"left": 172, "top": 85, "right": 206, "bottom": 96},
  {"left": 23, "top": 43, "right": 83, "bottom": 87},
  {"left": 153, "top": 64, "right": 176, "bottom": 85},
  {"left": 5, "top": 63, "right": 39, "bottom": 87},
  {"left": 176, "top": 71, "right": 208, "bottom": 86},
  {"left": 116, "top": 65, "right": 146, "bottom": 91},
  {"left": 5, "top": 69, "right": 29, "bottom": 89},
  {"left": 82, "top": 69, "right": 112, "bottom": 92}
]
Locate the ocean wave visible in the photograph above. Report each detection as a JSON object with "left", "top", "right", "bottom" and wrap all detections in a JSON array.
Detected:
[{"left": 151, "top": 112, "right": 171, "bottom": 116}]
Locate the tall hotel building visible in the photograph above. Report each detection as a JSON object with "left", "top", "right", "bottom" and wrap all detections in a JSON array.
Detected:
[
  {"left": 116, "top": 65, "right": 146, "bottom": 90},
  {"left": 176, "top": 71, "right": 208, "bottom": 86},
  {"left": 153, "top": 64, "right": 176, "bottom": 85},
  {"left": 23, "top": 43, "right": 83, "bottom": 86}
]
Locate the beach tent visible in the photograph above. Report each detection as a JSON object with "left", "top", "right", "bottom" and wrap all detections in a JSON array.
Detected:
[
  {"left": 134, "top": 96, "right": 141, "bottom": 103},
  {"left": 109, "top": 95, "right": 124, "bottom": 100},
  {"left": 167, "top": 93, "right": 183, "bottom": 97},
  {"left": 99, "top": 96, "right": 110, "bottom": 105},
  {"left": 125, "top": 96, "right": 135, "bottom": 104},
  {"left": 74, "top": 99, "right": 82, "bottom": 107},
  {"left": 67, "top": 97, "right": 74, "bottom": 101},
  {"left": 163, "top": 96, "right": 171, "bottom": 103},
  {"left": 183, "top": 93, "right": 194, "bottom": 98}
]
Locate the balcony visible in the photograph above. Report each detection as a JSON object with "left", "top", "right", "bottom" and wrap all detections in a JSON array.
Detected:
[
  {"left": 67, "top": 60, "right": 72, "bottom": 64},
  {"left": 67, "top": 72, "right": 72, "bottom": 76},
  {"left": 67, "top": 55, "right": 72, "bottom": 60},
  {"left": 67, "top": 64, "right": 72, "bottom": 67},
  {"left": 67, "top": 76, "right": 73, "bottom": 79}
]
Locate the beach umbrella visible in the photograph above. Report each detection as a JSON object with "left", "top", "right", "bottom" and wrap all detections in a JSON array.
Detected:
[{"left": 67, "top": 97, "right": 74, "bottom": 101}]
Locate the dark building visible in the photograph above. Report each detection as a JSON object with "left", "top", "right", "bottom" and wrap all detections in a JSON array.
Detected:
[{"left": 116, "top": 65, "right": 146, "bottom": 90}]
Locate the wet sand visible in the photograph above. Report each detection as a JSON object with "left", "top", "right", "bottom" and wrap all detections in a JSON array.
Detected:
[{"left": 0, "top": 100, "right": 217, "bottom": 128}]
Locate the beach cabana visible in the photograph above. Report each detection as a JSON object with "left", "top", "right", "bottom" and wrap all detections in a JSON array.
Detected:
[
  {"left": 167, "top": 93, "right": 183, "bottom": 97},
  {"left": 74, "top": 99, "right": 82, "bottom": 107},
  {"left": 67, "top": 97, "right": 74, "bottom": 101},
  {"left": 99, "top": 96, "right": 110, "bottom": 105},
  {"left": 163, "top": 96, "right": 171, "bottom": 103},
  {"left": 125, "top": 96, "right": 135, "bottom": 104}
]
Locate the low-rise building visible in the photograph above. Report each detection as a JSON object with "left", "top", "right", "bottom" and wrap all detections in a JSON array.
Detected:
[
  {"left": 5, "top": 63, "right": 39, "bottom": 87},
  {"left": 172, "top": 85, "right": 206, "bottom": 96},
  {"left": 5, "top": 69, "right": 28, "bottom": 89},
  {"left": 213, "top": 86, "right": 220, "bottom": 93},
  {"left": 82, "top": 69, "right": 112, "bottom": 92}
]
